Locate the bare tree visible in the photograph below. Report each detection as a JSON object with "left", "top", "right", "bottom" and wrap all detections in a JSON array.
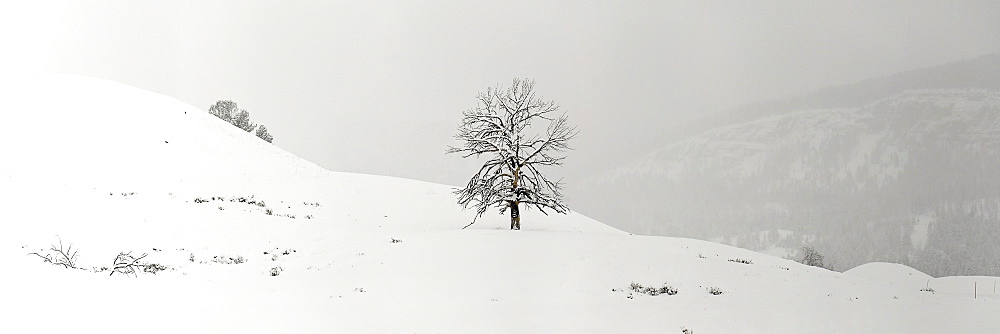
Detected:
[{"left": 447, "top": 78, "right": 577, "bottom": 230}]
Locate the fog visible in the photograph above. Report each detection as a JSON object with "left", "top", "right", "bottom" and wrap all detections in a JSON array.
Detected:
[{"left": 2, "top": 0, "right": 999, "bottom": 190}]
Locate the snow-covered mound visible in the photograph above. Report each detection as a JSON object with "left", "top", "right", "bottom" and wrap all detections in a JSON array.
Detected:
[
  {"left": 845, "top": 263, "right": 1000, "bottom": 302},
  {"left": 845, "top": 262, "right": 933, "bottom": 283},
  {"left": 1, "top": 74, "right": 997, "bottom": 333}
]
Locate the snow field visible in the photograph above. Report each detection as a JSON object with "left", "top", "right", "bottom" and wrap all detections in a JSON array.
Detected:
[{"left": 1, "top": 74, "right": 997, "bottom": 333}]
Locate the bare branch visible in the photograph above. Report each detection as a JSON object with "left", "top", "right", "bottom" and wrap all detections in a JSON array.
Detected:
[
  {"left": 111, "top": 251, "right": 149, "bottom": 277},
  {"left": 28, "top": 236, "right": 80, "bottom": 269}
]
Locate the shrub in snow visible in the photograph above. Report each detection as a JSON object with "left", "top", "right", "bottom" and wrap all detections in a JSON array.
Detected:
[
  {"left": 269, "top": 266, "right": 283, "bottom": 276},
  {"left": 800, "top": 246, "right": 826, "bottom": 269},
  {"left": 208, "top": 100, "right": 275, "bottom": 142},
  {"left": 233, "top": 195, "right": 265, "bottom": 207},
  {"left": 208, "top": 100, "right": 238, "bottom": 123},
  {"left": 27, "top": 236, "right": 79, "bottom": 269},
  {"left": 706, "top": 286, "right": 724, "bottom": 295},
  {"left": 681, "top": 327, "right": 694, "bottom": 334},
  {"left": 390, "top": 238, "right": 402, "bottom": 243},
  {"left": 142, "top": 262, "right": 168, "bottom": 274},
  {"left": 209, "top": 100, "right": 255, "bottom": 131},
  {"left": 629, "top": 282, "right": 678, "bottom": 296},
  {"left": 231, "top": 110, "right": 256, "bottom": 132},
  {"left": 211, "top": 255, "right": 246, "bottom": 265},
  {"left": 264, "top": 248, "right": 295, "bottom": 262},
  {"left": 256, "top": 125, "right": 273, "bottom": 143},
  {"left": 110, "top": 251, "right": 155, "bottom": 277},
  {"left": 728, "top": 258, "right": 753, "bottom": 265}
]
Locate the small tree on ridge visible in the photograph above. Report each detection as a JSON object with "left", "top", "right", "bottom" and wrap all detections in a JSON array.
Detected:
[
  {"left": 209, "top": 100, "right": 238, "bottom": 123},
  {"left": 231, "top": 109, "right": 256, "bottom": 132},
  {"left": 256, "top": 125, "right": 273, "bottom": 143},
  {"left": 447, "top": 78, "right": 577, "bottom": 230},
  {"left": 800, "top": 246, "right": 826, "bottom": 269}
]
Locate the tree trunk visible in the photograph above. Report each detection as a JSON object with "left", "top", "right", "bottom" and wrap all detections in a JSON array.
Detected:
[
  {"left": 510, "top": 167, "right": 522, "bottom": 230},
  {"left": 509, "top": 201, "right": 521, "bottom": 230}
]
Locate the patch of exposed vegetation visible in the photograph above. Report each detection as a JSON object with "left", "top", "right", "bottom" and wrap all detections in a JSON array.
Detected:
[
  {"left": 27, "top": 236, "right": 80, "bottom": 269},
  {"left": 628, "top": 282, "right": 678, "bottom": 297}
]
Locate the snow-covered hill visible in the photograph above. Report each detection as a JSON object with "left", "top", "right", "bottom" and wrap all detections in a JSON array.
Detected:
[
  {"left": 0, "top": 74, "right": 617, "bottom": 234},
  {"left": 1, "top": 74, "right": 997, "bottom": 333}
]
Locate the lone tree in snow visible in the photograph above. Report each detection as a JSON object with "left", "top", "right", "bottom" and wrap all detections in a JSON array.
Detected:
[{"left": 447, "top": 78, "right": 577, "bottom": 230}]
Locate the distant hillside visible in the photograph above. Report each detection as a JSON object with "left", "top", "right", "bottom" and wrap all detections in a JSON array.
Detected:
[
  {"left": 577, "top": 55, "right": 1000, "bottom": 277},
  {"left": 684, "top": 53, "right": 1000, "bottom": 143},
  {"left": 617, "top": 53, "right": 1000, "bottom": 155}
]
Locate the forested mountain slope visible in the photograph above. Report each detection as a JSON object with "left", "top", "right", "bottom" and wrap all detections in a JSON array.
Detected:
[{"left": 578, "top": 55, "right": 1000, "bottom": 277}]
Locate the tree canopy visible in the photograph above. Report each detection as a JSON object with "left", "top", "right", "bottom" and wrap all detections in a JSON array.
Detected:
[{"left": 447, "top": 78, "right": 576, "bottom": 229}]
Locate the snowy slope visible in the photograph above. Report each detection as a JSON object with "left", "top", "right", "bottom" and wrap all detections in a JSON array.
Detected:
[
  {"left": 1, "top": 74, "right": 997, "bottom": 333},
  {"left": 0, "top": 74, "right": 618, "bottom": 234}
]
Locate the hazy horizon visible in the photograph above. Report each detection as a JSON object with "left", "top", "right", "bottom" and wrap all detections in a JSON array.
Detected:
[{"left": 2, "top": 1, "right": 999, "bottom": 187}]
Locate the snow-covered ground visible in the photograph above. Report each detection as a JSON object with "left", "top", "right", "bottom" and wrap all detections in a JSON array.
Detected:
[{"left": 1, "top": 74, "right": 997, "bottom": 333}]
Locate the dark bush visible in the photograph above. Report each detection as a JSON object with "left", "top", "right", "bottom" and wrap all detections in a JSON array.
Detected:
[
  {"left": 800, "top": 246, "right": 826, "bottom": 269},
  {"left": 629, "top": 282, "right": 678, "bottom": 296},
  {"left": 256, "top": 125, "right": 273, "bottom": 143}
]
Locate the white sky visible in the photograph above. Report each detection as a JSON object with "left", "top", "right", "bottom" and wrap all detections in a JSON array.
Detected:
[{"left": 2, "top": 1, "right": 999, "bottom": 187}]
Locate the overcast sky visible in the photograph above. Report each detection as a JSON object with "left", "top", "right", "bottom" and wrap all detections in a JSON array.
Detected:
[{"left": 2, "top": 1, "right": 999, "bottom": 188}]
